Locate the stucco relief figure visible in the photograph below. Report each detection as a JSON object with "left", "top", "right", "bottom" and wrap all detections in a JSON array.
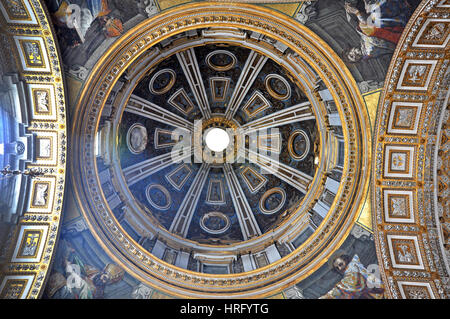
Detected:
[
  {"left": 284, "top": 285, "right": 305, "bottom": 299},
  {"left": 46, "top": 239, "right": 125, "bottom": 299},
  {"left": 137, "top": 0, "right": 158, "bottom": 17},
  {"left": 425, "top": 23, "right": 446, "bottom": 40},
  {"left": 344, "top": 0, "right": 413, "bottom": 62},
  {"left": 21, "top": 233, "right": 40, "bottom": 256},
  {"left": 320, "top": 253, "right": 385, "bottom": 299},
  {"left": 407, "top": 65, "right": 427, "bottom": 83},
  {"left": 33, "top": 183, "right": 49, "bottom": 206},
  {"left": 397, "top": 244, "right": 414, "bottom": 263},
  {"left": 406, "top": 287, "right": 429, "bottom": 299},
  {"left": 391, "top": 197, "right": 407, "bottom": 216},
  {"left": 35, "top": 90, "right": 49, "bottom": 113}
]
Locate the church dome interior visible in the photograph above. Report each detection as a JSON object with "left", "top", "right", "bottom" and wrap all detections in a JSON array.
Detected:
[{"left": 0, "top": 0, "right": 448, "bottom": 300}]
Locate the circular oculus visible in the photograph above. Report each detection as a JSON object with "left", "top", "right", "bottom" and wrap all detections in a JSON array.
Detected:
[{"left": 288, "top": 130, "right": 310, "bottom": 161}]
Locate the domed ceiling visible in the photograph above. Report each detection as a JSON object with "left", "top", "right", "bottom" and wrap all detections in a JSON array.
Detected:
[
  {"left": 69, "top": 3, "right": 372, "bottom": 298},
  {"left": 0, "top": 0, "right": 448, "bottom": 300},
  {"left": 116, "top": 43, "right": 319, "bottom": 247}
]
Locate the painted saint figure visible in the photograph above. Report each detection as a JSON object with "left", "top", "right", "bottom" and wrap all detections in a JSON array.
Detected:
[
  {"left": 320, "top": 253, "right": 385, "bottom": 299},
  {"left": 45, "top": 239, "right": 125, "bottom": 299},
  {"left": 344, "top": 0, "right": 413, "bottom": 62}
]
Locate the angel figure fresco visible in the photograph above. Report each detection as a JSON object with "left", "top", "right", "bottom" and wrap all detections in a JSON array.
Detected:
[
  {"left": 344, "top": 0, "right": 413, "bottom": 62},
  {"left": 319, "top": 252, "right": 385, "bottom": 299},
  {"left": 49, "top": 0, "right": 123, "bottom": 47}
]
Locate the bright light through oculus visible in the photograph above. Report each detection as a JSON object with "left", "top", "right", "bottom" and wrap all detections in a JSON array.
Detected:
[{"left": 205, "top": 128, "right": 230, "bottom": 152}]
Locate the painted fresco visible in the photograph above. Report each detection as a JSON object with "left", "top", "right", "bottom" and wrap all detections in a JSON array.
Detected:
[
  {"left": 290, "top": 225, "right": 385, "bottom": 299},
  {"left": 43, "top": 212, "right": 143, "bottom": 299},
  {"left": 300, "top": 0, "right": 420, "bottom": 85},
  {"left": 45, "top": 0, "right": 158, "bottom": 67}
]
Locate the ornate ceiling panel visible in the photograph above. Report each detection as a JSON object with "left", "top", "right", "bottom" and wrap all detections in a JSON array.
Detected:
[
  {"left": 0, "top": 0, "right": 67, "bottom": 299},
  {"left": 115, "top": 43, "right": 318, "bottom": 247},
  {"left": 371, "top": 0, "right": 449, "bottom": 299}
]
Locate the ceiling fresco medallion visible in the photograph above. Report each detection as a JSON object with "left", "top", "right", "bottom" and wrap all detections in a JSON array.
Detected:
[
  {"left": 71, "top": 3, "right": 371, "bottom": 298},
  {"left": 126, "top": 123, "right": 148, "bottom": 154},
  {"left": 371, "top": 0, "right": 449, "bottom": 299},
  {"left": 200, "top": 212, "right": 231, "bottom": 235},
  {"left": 205, "top": 50, "right": 237, "bottom": 72}
]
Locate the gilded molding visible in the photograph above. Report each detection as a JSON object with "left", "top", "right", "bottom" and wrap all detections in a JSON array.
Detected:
[
  {"left": 371, "top": 0, "right": 450, "bottom": 299},
  {"left": 0, "top": 0, "right": 67, "bottom": 299}
]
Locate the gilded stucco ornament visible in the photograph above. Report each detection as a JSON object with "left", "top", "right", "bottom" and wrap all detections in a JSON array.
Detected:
[
  {"left": 371, "top": 0, "right": 449, "bottom": 299},
  {"left": 0, "top": 0, "right": 68, "bottom": 299}
]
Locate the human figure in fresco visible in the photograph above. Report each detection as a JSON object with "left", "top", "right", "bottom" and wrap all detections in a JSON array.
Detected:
[
  {"left": 319, "top": 252, "right": 385, "bottom": 299},
  {"left": 344, "top": 0, "right": 413, "bottom": 62},
  {"left": 45, "top": 239, "right": 125, "bottom": 299},
  {"left": 49, "top": 0, "right": 123, "bottom": 47}
]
